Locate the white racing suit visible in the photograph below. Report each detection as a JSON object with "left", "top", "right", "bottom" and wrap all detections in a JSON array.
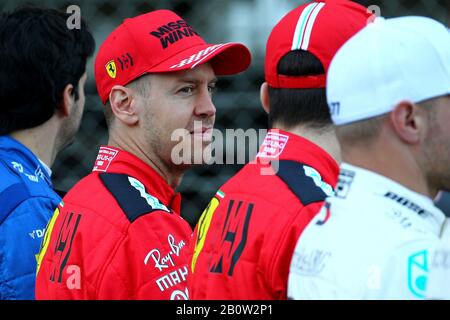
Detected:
[
  {"left": 288, "top": 163, "right": 447, "bottom": 299},
  {"left": 426, "top": 223, "right": 450, "bottom": 299}
]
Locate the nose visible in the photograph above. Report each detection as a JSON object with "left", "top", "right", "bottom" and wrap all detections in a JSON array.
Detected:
[{"left": 194, "top": 89, "right": 216, "bottom": 118}]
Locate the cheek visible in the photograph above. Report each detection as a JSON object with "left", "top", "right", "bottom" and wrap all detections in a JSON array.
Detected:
[
  {"left": 166, "top": 107, "right": 193, "bottom": 130},
  {"left": 151, "top": 112, "right": 186, "bottom": 146},
  {"left": 150, "top": 98, "right": 195, "bottom": 137}
]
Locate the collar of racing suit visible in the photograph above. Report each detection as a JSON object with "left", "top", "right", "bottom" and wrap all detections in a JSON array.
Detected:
[
  {"left": 0, "top": 135, "right": 53, "bottom": 186},
  {"left": 92, "top": 145, "right": 181, "bottom": 214},
  {"left": 339, "top": 162, "right": 446, "bottom": 235},
  {"left": 256, "top": 128, "right": 340, "bottom": 187}
]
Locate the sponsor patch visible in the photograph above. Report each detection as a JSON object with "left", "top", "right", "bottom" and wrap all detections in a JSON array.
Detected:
[
  {"left": 144, "top": 234, "right": 186, "bottom": 272},
  {"left": 256, "top": 132, "right": 289, "bottom": 159},
  {"left": 106, "top": 60, "right": 117, "bottom": 79},
  {"left": 335, "top": 169, "right": 355, "bottom": 199},
  {"left": 290, "top": 248, "right": 331, "bottom": 276},
  {"left": 29, "top": 228, "right": 45, "bottom": 240},
  {"left": 117, "top": 53, "right": 134, "bottom": 71},
  {"left": 11, "top": 161, "right": 23, "bottom": 173},
  {"left": 155, "top": 266, "right": 188, "bottom": 293},
  {"left": 170, "top": 287, "right": 189, "bottom": 300},
  {"left": 11, "top": 161, "right": 43, "bottom": 183},
  {"left": 150, "top": 19, "right": 199, "bottom": 50},
  {"left": 407, "top": 250, "right": 429, "bottom": 298},
  {"left": 191, "top": 196, "right": 220, "bottom": 273},
  {"left": 93, "top": 147, "right": 118, "bottom": 172},
  {"left": 384, "top": 192, "right": 432, "bottom": 217}
]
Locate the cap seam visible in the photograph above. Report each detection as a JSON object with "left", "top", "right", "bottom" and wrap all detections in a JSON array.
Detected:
[{"left": 122, "top": 20, "right": 154, "bottom": 71}]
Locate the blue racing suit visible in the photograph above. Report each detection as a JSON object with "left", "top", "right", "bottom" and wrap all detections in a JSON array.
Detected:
[{"left": 0, "top": 136, "right": 60, "bottom": 299}]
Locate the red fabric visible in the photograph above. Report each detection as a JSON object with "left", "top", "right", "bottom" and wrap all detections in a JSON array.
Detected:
[
  {"left": 265, "top": 0, "right": 374, "bottom": 88},
  {"left": 36, "top": 147, "right": 192, "bottom": 300},
  {"left": 188, "top": 130, "right": 339, "bottom": 299}
]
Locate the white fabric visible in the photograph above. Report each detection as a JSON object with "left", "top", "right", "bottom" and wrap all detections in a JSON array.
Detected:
[
  {"left": 288, "top": 163, "right": 446, "bottom": 299},
  {"left": 327, "top": 16, "right": 450, "bottom": 125},
  {"left": 291, "top": 2, "right": 317, "bottom": 51},
  {"left": 426, "top": 220, "right": 450, "bottom": 299},
  {"left": 38, "top": 158, "right": 52, "bottom": 177},
  {"left": 299, "top": 2, "right": 325, "bottom": 50}
]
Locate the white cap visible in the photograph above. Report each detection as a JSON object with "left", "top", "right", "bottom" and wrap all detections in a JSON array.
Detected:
[{"left": 327, "top": 16, "right": 450, "bottom": 125}]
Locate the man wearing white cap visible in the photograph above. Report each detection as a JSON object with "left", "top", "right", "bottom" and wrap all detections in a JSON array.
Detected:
[{"left": 287, "top": 16, "right": 450, "bottom": 299}]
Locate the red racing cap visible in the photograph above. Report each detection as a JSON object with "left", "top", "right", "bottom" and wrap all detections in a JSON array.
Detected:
[
  {"left": 95, "top": 10, "right": 252, "bottom": 104},
  {"left": 265, "top": 0, "right": 375, "bottom": 89}
]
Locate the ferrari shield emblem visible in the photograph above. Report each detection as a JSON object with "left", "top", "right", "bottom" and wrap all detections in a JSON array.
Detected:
[{"left": 106, "top": 60, "right": 117, "bottom": 79}]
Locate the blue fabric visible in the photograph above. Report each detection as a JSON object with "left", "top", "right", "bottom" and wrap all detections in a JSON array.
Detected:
[{"left": 0, "top": 136, "right": 61, "bottom": 300}]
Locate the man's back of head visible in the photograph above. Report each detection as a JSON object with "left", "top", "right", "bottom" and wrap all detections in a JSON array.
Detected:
[
  {"left": 262, "top": 0, "right": 374, "bottom": 132},
  {"left": 288, "top": 15, "right": 450, "bottom": 301},
  {"left": 327, "top": 16, "right": 450, "bottom": 197},
  {"left": 0, "top": 6, "right": 95, "bottom": 137}
]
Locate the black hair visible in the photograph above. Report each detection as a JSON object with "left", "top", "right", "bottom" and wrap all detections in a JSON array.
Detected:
[
  {"left": 0, "top": 6, "right": 95, "bottom": 135},
  {"left": 268, "top": 50, "right": 330, "bottom": 129}
]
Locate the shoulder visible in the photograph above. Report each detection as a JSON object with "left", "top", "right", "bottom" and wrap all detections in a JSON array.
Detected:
[
  {"left": 275, "top": 160, "right": 334, "bottom": 206},
  {"left": 0, "top": 155, "right": 57, "bottom": 199},
  {"left": 98, "top": 173, "right": 172, "bottom": 223},
  {"left": 0, "top": 162, "right": 59, "bottom": 225},
  {"left": 222, "top": 160, "right": 333, "bottom": 207},
  {"left": 0, "top": 158, "right": 24, "bottom": 193}
]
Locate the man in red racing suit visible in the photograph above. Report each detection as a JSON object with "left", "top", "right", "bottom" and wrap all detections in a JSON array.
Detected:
[
  {"left": 190, "top": 130, "right": 339, "bottom": 299},
  {"left": 36, "top": 146, "right": 192, "bottom": 299},
  {"left": 189, "top": 0, "right": 374, "bottom": 299},
  {"left": 35, "top": 9, "right": 250, "bottom": 300}
]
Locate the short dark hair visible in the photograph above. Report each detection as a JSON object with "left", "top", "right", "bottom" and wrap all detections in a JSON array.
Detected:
[
  {"left": 0, "top": 6, "right": 95, "bottom": 135},
  {"left": 268, "top": 50, "right": 330, "bottom": 129}
]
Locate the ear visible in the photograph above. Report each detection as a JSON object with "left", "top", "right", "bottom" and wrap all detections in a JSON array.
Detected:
[
  {"left": 109, "top": 85, "right": 139, "bottom": 126},
  {"left": 60, "top": 84, "right": 74, "bottom": 117},
  {"left": 389, "top": 100, "right": 425, "bottom": 145},
  {"left": 260, "top": 82, "right": 270, "bottom": 114}
]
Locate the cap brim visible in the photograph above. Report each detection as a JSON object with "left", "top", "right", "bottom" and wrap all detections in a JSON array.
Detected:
[{"left": 148, "top": 42, "right": 251, "bottom": 75}]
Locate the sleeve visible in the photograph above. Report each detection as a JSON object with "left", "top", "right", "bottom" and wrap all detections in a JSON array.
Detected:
[
  {"left": 261, "top": 202, "right": 324, "bottom": 299},
  {"left": 0, "top": 196, "right": 57, "bottom": 299},
  {"left": 97, "top": 211, "right": 192, "bottom": 300},
  {"left": 286, "top": 202, "right": 351, "bottom": 300},
  {"left": 426, "top": 237, "right": 450, "bottom": 299}
]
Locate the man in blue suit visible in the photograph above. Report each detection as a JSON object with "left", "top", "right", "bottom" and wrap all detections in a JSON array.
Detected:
[{"left": 0, "top": 6, "right": 95, "bottom": 299}]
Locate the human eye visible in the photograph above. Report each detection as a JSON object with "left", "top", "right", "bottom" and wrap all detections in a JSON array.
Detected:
[
  {"left": 208, "top": 83, "right": 218, "bottom": 95},
  {"left": 177, "top": 85, "right": 195, "bottom": 95}
]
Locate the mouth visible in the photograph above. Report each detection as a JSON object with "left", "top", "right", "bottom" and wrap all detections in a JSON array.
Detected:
[{"left": 189, "top": 127, "right": 213, "bottom": 141}]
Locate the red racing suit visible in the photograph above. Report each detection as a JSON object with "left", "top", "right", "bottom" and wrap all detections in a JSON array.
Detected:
[
  {"left": 189, "top": 129, "right": 339, "bottom": 299},
  {"left": 35, "top": 146, "right": 192, "bottom": 299}
]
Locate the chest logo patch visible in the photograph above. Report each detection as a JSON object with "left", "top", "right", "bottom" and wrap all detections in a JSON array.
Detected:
[{"left": 128, "top": 177, "right": 170, "bottom": 212}]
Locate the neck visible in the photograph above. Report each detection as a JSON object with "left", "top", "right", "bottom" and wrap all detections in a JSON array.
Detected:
[
  {"left": 277, "top": 125, "right": 341, "bottom": 164},
  {"left": 10, "top": 120, "right": 59, "bottom": 168},
  {"left": 108, "top": 133, "right": 183, "bottom": 190},
  {"left": 342, "top": 137, "right": 433, "bottom": 198}
]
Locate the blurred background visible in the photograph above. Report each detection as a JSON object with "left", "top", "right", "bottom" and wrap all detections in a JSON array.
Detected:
[{"left": 1, "top": 0, "right": 448, "bottom": 227}]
